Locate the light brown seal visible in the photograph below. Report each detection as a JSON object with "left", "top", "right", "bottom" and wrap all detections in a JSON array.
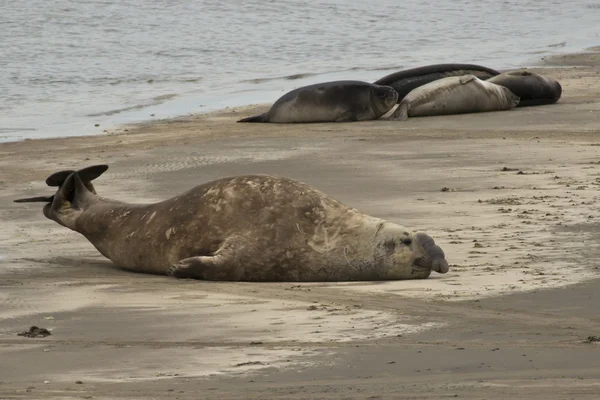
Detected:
[
  {"left": 14, "top": 165, "right": 449, "bottom": 282},
  {"left": 390, "top": 74, "right": 520, "bottom": 121}
]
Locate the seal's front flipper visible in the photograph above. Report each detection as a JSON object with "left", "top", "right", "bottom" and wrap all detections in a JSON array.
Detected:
[
  {"left": 334, "top": 110, "right": 358, "bottom": 122},
  {"left": 390, "top": 102, "right": 409, "bottom": 121},
  {"left": 459, "top": 74, "right": 476, "bottom": 84},
  {"left": 167, "top": 256, "right": 219, "bottom": 280},
  {"left": 168, "top": 239, "right": 242, "bottom": 281}
]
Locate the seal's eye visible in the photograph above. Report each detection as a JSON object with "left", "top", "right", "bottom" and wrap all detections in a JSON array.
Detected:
[
  {"left": 384, "top": 239, "right": 396, "bottom": 252},
  {"left": 402, "top": 238, "right": 412, "bottom": 246}
]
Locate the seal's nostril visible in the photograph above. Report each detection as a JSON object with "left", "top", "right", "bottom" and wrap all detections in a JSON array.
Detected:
[
  {"left": 433, "top": 258, "right": 449, "bottom": 274},
  {"left": 402, "top": 238, "right": 412, "bottom": 246}
]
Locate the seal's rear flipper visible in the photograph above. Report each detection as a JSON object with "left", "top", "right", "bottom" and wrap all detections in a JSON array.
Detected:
[
  {"left": 45, "top": 164, "right": 109, "bottom": 195},
  {"left": 14, "top": 195, "right": 54, "bottom": 203},
  {"left": 44, "top": 171, "right": 94, "bottom": 213},
  {"left": 237, "top": 113, "right": 269, "bottom": 123},
  {"left": 46, "top": 165, "right": 109, "bottom": 187},
  {"left": 14, "top": 166, "right": 106, "bottom": 208}
]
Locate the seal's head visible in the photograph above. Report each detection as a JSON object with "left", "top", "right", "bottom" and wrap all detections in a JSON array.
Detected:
[
  {"left": 501, "top": 70, "right": 561, "bottom": 104},
  {"left": 498, "top": 85, "right": 520, "bottom": 108},
  {"left": 14, "top": 165, "right": 108, "bottom": 230},
  {"left": 411, "top": 232, "right": 449, "bottom": 275},
  {"left": 375, "top": 228, "right": 448, "bottom": 279},
  {"left": 530, "top": 72, "right": 563, "bottom": 102},
  {"left": 371, "top": 85, "right": 399, "bottom": 114},
  {"left": 551, "top": 79, "right": 563, "bottom": 101}
]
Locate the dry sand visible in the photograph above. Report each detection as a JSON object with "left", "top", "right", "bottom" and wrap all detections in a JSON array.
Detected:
[{"left": 1, "top": 48, "right": 600, "bottom": 399}]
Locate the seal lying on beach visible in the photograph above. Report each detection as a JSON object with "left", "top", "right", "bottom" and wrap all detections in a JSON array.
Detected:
[
  {"left": 14, "top": 165, "right": 449, "bottom": 282},
  {"left": 390, "top": 74, "right": 520, "bottom": 121},
  {"left": 487, "top": 70, "right": 562, "bottom": 107},
  {"left": 237, "top": 80, "right": 398, "bottom": 123},
  {"left": 374, "top": 63, "right": 500, "bottom": 103}
]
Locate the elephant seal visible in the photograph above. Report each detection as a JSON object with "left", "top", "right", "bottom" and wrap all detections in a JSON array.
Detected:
[
  {"left": 390, "top": 74, "right": 520, "bottom": 121},
  {"left": 487, "top": 70, "right": 562, "bottom": 107},
  {"left": 14, "top": 165, "right": 449, "bottom": 282},
  {"left": 374, "top": 63, "right": 500, "bottom": 103},
  {"left": 237, "top": 80, "right": 398, "bottom": 123}
]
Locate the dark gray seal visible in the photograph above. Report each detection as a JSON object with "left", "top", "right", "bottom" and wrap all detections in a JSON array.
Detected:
[
  {"left": 14, "top": 165, "right": 449, "bottom": 282},
  {"left": 486, "top": 70, "right": 562, "bottom": 107},
  {"left": 237, "top": 80, "right": 398, "bottom": 123},
  {"left": 374, "top": 63, "right": 500, "bottom": 103},
  {"left": 390, "top": 74, "right": 520, "bottom": 121}
]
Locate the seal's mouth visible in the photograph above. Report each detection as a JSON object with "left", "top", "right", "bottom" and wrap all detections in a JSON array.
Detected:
[{"left": 413, "top": 256, "right": 449, "bottom": 274}]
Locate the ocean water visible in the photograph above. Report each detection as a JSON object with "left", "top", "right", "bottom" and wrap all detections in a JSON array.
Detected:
[{"left": 1, "top": 0, "right": 599, "bottom": 142}]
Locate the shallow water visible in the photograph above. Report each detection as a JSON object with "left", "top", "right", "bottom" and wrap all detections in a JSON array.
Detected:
[{"left": 1, "top": 0, "right": 599, "bottom": 142}]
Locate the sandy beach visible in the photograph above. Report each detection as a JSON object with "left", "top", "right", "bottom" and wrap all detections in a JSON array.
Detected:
[{"left": 1, "top": 48, "right": 600, "bottom": 399}]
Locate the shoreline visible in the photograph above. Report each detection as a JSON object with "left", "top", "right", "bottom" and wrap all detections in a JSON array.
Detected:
[{"left": 3, "top": 45, "right": 599, "bottom": 145}]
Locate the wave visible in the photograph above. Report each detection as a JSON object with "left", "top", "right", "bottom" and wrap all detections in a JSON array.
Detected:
[
  {"left": 85, "top": 94, "right": 178, "bottom": 117},
  {"left": 17, "top": 75, "right": 203, "bottom": 87},
  {"left": 240, "top": 72, "right": 322, "bottom": 84}
]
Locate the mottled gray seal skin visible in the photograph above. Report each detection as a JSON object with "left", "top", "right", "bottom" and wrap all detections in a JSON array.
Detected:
[
  {"left": 487, "top": 70, "right": 562, "bottom": 107},
  {"left": 390, "top": 74, "right": 520, "bottom": 121},
  {"left": 374, "top": 63, "right": 500, "bottom": 103},
  {"left": 237, "top": 80, "right": 398, "bottom": 123},
  {"left": 14, "top": 165, "right": 449, "bottom": 282}
]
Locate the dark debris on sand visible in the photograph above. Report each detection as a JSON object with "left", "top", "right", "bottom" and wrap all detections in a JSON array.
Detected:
[
  {"left": 584, "top": 335, "right": 600, "bottom": 343},
  {"left": 17, "top": 326, "right": 51, "bottom": 338}
]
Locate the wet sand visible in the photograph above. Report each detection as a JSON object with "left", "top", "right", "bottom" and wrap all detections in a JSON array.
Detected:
[{"left": 1, "top": 49, "right": 600, "bottom": 399}]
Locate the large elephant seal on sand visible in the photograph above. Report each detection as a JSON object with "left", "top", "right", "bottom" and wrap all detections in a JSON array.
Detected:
[
  {"left": 14, "top": 165, "right": 449, "bottom": 282},
  {"left": 487, "top": 70, "right": 562, "bottom": 107},
  {"left": 374, "top": 63, "right": 500, "bottom": 103},
  {"left": 390, "top": 74, "right": 520, "bottom": 121},
  {"left": 237, "top": 80, "right": 398, "bottom": 123}
]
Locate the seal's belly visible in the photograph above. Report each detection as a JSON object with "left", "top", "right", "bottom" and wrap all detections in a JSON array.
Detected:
[
  {"left": 411, "top": 87, "right": 496, "bottom": 116},
  {"left": 233, "top": 217, "right": 393, "bottom": 282},
  {"left": 270, "top": 101, "right": 348, "bottom": 123}
]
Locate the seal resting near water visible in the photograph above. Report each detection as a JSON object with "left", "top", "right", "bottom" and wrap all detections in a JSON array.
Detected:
[
  {"left": 237, "top": 80, "right": 398, "bottom": 123},
  {"left": 374, "top": 63, "right": 500, "bottom": 103},
  {"left": 486, "top": 70, "right": 562, "bottom": 107},
  {"left": 14, "top": 165, "right": 449, "bottom": 282},
  {"left": 390, "top": 74, "right": 520, "bottom": 121}
]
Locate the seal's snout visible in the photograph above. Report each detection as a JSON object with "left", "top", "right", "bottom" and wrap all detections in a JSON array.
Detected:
[
  {"left": 385, "top": 88, "right": 399, "bottom": 104},
  {"left": 376, "top": 86, "right": 399, "bottom": 105},
  {"left": 432, "top": 257, "right": 449, "bottom": 274},
  {"left": 413, "top": 232, "right": 449, "bottom": 274},
  {"left": 553, "top": 80, "right": 563, "bottom": 100}
]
